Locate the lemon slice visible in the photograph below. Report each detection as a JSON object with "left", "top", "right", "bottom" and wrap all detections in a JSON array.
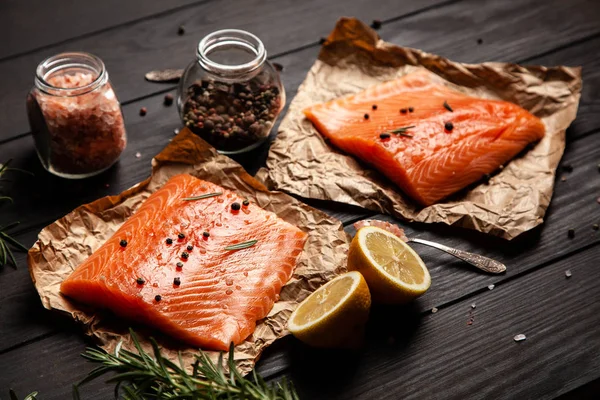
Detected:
[
  {"left": 288, "top": 271, "right": 371, "bottom": 348},
  {"left": 348, "top": 226, "right": 431, "bottom": 304}
]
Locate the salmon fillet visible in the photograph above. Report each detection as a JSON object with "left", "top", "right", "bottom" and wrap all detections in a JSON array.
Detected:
[
  {"left": 303, "top": 71, "right": 545, "bottom": 206},
  {"left": 60, "top": 174, "right": 308, "bottom": 351}
]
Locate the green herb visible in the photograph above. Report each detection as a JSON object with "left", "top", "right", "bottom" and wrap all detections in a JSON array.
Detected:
[
  {"left": 0, "top": 222, "right": 28, "bottom": 268},
  {"left": 443, "top": 100, "right": 453, "bottom": 112},
  {"left": 74, "top": 328, "right": 298, "bottom": 400},
  {"left": 382, "top": 126, "right": 415, "bottom": 138},
  {"left": 9, "top": 389, "right": 38, "bottom": 400},
  {"left": 225, "top": 240, "right": 258, "bottom": 251},
  {"left": 183, "top": 192, "right": 223, "bottom": 201}
]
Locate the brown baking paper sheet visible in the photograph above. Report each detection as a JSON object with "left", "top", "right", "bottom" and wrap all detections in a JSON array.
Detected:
[
  {"left": 257, "top": 18, "right": 582, "bottom": 240},
  {"left": 27, "top": 128, "right": 348, "bottom": 374}
]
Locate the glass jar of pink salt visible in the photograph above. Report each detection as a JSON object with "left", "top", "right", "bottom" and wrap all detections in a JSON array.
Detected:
[{"left": 26, "top": 52, "right": 127, "bottom": 178}]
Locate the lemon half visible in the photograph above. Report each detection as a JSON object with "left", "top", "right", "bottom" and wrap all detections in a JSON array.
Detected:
[
  {"left": 348, "top": 226, "right": 431, "bottom": 304},
  {"left": 288, "top": 271, "right": 371, "bottom": 348}
]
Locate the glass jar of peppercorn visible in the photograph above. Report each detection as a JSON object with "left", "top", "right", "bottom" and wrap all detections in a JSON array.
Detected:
[{"left": 177, "top": 29, "right": 285, "bottom": 154}]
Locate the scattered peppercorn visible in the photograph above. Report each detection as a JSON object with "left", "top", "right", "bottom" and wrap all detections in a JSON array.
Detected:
[
  {"left": 593, "top": 224, "right": 599, "bottom": 231},
  {"left": 408, "top": 107, "right": 414, "bottom": 113},
  {"left": 139, "top": 107, "right": 147, "bottom": 116},
  {"left": 174, "top": 277, "right": 181, "bottom": 286},
  {"left": 178, "top": 25, "right": 185, "bottom": 35},
  {"left": 364, "top": 113, "right": 370, "bottom": 120},
  {"left": 568, "top": 228, "right": 575, "bottom": 239},
  {"left": 242, "top": 199, "right": 250, "bottom": 206},
  {"left": 371, "top": 19, "right": 382, "bottom": 29},
  {"left": 176, "top": 262, "right": 183, "bottom": 269},
  {"left": 380, "top": 133, "right": 391, "bottom": 139},
  {"left": 372, "top": 104, "right": 378, "bottom": 110},
  {"left": 203, "top": 231, "right": 210, "bottom": 238},
  {"left": 164, "top": 94, "right": 174, "bottom": 106},
  {"left": 319, "top": 37, "right": 326, "bottom": 44},
  {"left": 445, "top": 121, "right": 454, "bottom": 131},
  {"left": 483, "top": 173, "right": 491, "bottom": 183},
  {"left": 119, "top": 239, "right": 127, "bottom": 247},
  {"left": 136, "top": 277, "right": 145, "bottom": 285},
  {"left": 561, "top": 163, "right": 573, "bottom": 173},
  {"left": 477, "top": 38, "right": 483, "bottom": 45},
  {"left": 187, "top": 244, "right": 193, "bottom": 251},
  {"left": 273, "top": 63, "right": 284, "bottom": 72},
  {"left": 166, "top": 238, "right": 173, "bottom": 245},
  {"left": 155, "top": 295, "right": 162, "bottom": 302},
  {"left": 231, "top": 202, "right": 241, "bottom": 211},
  {"left": 178, "top": 233, "right": 185, "bottom": 240},
  {"left": 400, "top": 108, "right": 407, "bottom": 114},
  {"left": 181, "top": 251, "right": 189, "bottom": 259}
]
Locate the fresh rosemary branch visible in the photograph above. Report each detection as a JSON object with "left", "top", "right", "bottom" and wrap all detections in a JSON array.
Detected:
[
  {"left": 74, "top": 328, "right": 299, "bottom": 400},
  {"left": 8, "top": 389, "right": 38, "bottom": 400},
  {"left": 0, "top": 160, "right": 32, "bottom": 268}
]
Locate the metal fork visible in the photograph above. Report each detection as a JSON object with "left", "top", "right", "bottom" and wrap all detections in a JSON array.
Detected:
[{"left": 408, "top": 237, "right": 506, "bottom": 274}]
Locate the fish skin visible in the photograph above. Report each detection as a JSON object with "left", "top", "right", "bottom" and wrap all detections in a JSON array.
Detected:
[
  {"left": 303, "top": 71, "right": 545, "bottom": 206},
  {"left": 60, "top": 174, "right": 308, "bottom": 351}
]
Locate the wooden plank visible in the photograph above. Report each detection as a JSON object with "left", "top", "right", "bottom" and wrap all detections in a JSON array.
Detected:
[
  {"left": 272, "top": 243, "right": 600, "bottom": 400},
  {"left": 2, "top": 235, "right": 599, "bottom": 399},
  {"left": 0, "top": 0, "right": 203, "bottom": 60},
  {"left": 0, "top": 0, "right": 446, "bottom": 140}
]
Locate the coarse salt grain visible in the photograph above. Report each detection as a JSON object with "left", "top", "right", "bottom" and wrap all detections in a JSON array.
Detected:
[
  {"left": 514, "top": 334, "right": 527, "bottom": 342},
  {"left": 431, "top": 307, "right": 438, "bottom": 314},
  {"left": 471, "top": 303, "right": 476, "bottom": 309},
  {"left": 565, "top": 270, "right": 572, "bottom": 278},
  {"left": 488, "top": 284, "right": 495, "bottom": 290},
  {"left": 135, "top": 152, "right": 141, "bottom": 159}
]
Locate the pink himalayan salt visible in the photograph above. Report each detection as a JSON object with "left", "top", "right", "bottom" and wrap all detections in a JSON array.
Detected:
[{"left": 31, "top": 71, "right": 126, "bottom": 175}]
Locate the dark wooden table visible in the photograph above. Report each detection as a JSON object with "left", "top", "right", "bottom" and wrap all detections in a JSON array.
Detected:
[{"left": 1, "top": 0, "right": 600, "bottom": 398}]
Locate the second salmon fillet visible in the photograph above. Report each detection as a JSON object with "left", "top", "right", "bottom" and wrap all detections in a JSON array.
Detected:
[{"left": 303, "top": 71, "right": 545, "bottom": 206}]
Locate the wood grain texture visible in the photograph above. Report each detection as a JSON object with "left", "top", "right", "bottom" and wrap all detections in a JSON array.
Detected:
[
  {"left": 0, "top": 0, "right": 446, "bottom": 140},
  {"left": 2, "top": 238, "right": 599, "bottom": 399},
  {"left": 0, "top": 0, "right": 203, "bottom": 60}
]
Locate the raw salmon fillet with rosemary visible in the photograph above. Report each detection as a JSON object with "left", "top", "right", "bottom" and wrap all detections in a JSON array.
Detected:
[
  {"left": 303, "top": 71, "right": 545, "bottom": 206},
  {"left": 60, "top": 174, "right": 307, "bottom": 351}
]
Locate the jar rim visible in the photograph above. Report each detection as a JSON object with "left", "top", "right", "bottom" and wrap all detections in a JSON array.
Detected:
[
  {"left": 35, "top": 52, "right": 107, "bottom": 96},
  {"left": 197, "top": 29, "right": 267, "bottom": 76}
]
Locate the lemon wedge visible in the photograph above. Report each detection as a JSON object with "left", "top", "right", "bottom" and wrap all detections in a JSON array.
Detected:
[
  {"left": 288, "top": 271, "right": 371, "bottom": 348},
  {"left": 348, "top": 226, "right": 431, "bottom": 304}
]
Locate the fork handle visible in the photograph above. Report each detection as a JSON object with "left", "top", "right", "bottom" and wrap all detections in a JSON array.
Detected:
[{"left": 408, "top": 238, "right": 506, "bottom": 274}]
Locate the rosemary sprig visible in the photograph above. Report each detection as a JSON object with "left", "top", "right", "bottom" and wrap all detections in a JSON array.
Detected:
[
  {"left": 0, "top": 221, "right": 28, "bottom": 268},
  {"left": 183, "top": 192, "right": 223, "bottom": 201},
  {"left": 225, "top": 239, "right": 258, "bottom": 251},
  {"left": 74, "top": 328, "right": 299, "bottom": 400},
  {"left": 8, "top": 389, "right": 38, "bottom": 400},
  {"left": 443, "top": 100, "right": 453, "bottom": 112},
  {"left": 382, "top": 126, "right": 415, "bottom": 138}
]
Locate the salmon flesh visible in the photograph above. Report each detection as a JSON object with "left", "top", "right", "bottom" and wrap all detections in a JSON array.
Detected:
[
  {"left": 303, "top": 71, "right": 545, "bottom": 206},
  {"left": 60, "top": 174, "right": 308, "bottom": 350}
]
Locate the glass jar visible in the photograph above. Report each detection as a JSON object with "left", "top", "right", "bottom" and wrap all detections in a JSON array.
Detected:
[
  {"left": 26, "top": 52, "right": 127, "bottom": 179},
  {"left": 177, "top": 29, "right": 285, "bottom": 154}
]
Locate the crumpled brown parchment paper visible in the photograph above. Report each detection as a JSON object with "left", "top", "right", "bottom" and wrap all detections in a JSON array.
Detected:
[
  {"left": 257, "top": 18, "right": 582, "bottom": 240},
  {"left": 27, "top": 128, "right": 348, "bottom": 374}
]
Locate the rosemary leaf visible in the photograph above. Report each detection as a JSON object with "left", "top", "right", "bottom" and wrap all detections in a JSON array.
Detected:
[
  {"left": 382, "top": 126, "right": 416, "bottom": 138},
  {"left": 443, "top": 100, "right": 453, "bottom": 112},
  {"left": 225, "top": 239, "right": 258, "bottom": 251},
  {"left": 76, "top": 328, "right": 299, "bottom": 399},
  {"left": 182, "top": 192, "right": 223, "bottom": 201},
  {"left": 1, "top": 232, "right": 29, "bottom": 252}
]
